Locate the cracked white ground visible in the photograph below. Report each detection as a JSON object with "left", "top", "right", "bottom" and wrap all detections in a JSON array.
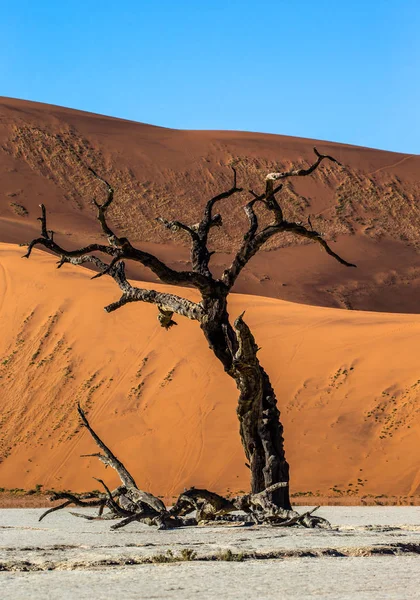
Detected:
[{"left": 1, "top": 506, "right": 419, "bottom": 599}]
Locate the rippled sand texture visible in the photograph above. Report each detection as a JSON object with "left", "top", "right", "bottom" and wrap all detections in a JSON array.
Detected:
[{"left": 1, "top": 246, "right": 420, "bottom": 500}]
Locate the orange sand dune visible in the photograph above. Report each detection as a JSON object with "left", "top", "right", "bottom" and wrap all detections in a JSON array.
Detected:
[
  {"left": 2, "top": 97, "right": 420, "bottom": 312},
  {"left": 0, "top": 244, "right": 419, "bottom": 499}
]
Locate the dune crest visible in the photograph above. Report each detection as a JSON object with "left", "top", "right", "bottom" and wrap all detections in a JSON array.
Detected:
[{"left": 1, "top": 97, "right": 420, "bottom": 313}]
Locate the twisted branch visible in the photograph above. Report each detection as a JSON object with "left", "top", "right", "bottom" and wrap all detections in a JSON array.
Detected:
[
  {"left": 221, "top": 148, "right": 355, "bottom": 290},
  {"left": 25, "top": 182, "right": 214, "bottom": 294},
  {"left": 265, "top": 146, "right": 342, "bottom": 183},
  {"left": 200, "top": 166, "right": 242, "bottom": 236},
  {"left": 156, "top": 217, "right": 197, "bottom": 240}
]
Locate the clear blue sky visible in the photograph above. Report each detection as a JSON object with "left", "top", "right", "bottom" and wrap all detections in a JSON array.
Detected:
[{"left": 2, "top": 1, "right": 419, "bottom": 153}]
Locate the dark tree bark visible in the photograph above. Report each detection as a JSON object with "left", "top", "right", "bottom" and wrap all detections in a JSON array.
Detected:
[{"left": 25, "top": 149, "right": 355, "bottom": 520}]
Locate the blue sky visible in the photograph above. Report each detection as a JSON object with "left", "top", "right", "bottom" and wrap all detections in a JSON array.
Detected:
[{"left": 2, "top": 1, "right": 419, "bottom": 152}]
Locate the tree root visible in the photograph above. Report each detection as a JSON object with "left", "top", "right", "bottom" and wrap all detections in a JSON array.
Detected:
[{"left": 39, "top": 406, "right": 331, "bottom": 530}]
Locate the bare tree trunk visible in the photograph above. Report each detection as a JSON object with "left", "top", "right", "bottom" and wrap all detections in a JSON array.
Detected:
[
  {"left": 201, "top": 308, "right": 291, "bottom": 511},
  {"left": 238, "top": 366, "right": 291, "bottom": 509}
]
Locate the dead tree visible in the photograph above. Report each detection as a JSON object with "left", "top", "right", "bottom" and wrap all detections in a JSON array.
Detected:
[
  {"left": 39, "top": 405, "right": 330, "bottom": 529},
  {"left": 26, "top": 148, "right": 356, "bottom": 528}
]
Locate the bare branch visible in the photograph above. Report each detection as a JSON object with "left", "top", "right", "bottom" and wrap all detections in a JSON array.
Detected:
[
  {"left": 48, "top": 164, "right": 205, "bottom": 294},
  {"left": 243, "top": 199, "right": 260, "bottom": 241},
  {"left": 114, "top": 244, "right": 214, "bottom": 291},
  {"left": 221, "top": 149, "right": 354, "bottom": 289},
  {"left": 281, "top": 221, "right": 357, "bottom": 268},
  {"left": 104, "top": 288, "right": 202, "bottom": 324},
  {"left": 222, "top": 218, "right": 355, "bottom": 289},
  {"left": 57, "top": 254, "right": 111, "bottom": 272},
  {"left": 37, "top": 204, "right": 48, "bottom": 238},
  {"left": 93, "top": 477, "right": 133, "bottom": 517},
  {"left": 88, "top": 167, "right": 119, "bottom": 244},
  {"left": 264, "top": 182, "right": 284, "bottom": 223},
  {"left": 83, "top": 171, "right": 215, "bottom": 290},
  {"left": 156, "top": 167, "right": 242, "bottom": 279},
  {"left": 199, "top": 166, "right": 242, "bottom": 236},
  {"left": 22, "top": 235, "right": 116, "bottom": 261},
  {"left": 102, "top": 262, "right": 204, "bottom": 325},
  {"left": 86, "top": 170, "right": 214, "bottom": 290},
  {"left": 38, "top": 501, "right": 72, "bottom": 522},
  {"left": 266, "top": 146, "right": 342, "bottom": 183},
  {"left": 38, "top": 492, "right": 107, "bottom": 522},
  {"left": 153, "top": 166, "right": 240, "bottom": 279},
  {"left": 49, "top": 251, "right": 204, "bottom": 325},
  {"left": 77, "top": 404, "right": 138, "bottom": 489},
  {"left": 24, "top": 204, "right": 214, "bottom": 293},
  {"left": 156, "top": 217, "right": 197, "bottom": 239},
  {"left": 90, "top": 256, "right": 122, "bottom": 279},
  {"left": 262, "top": 146, "right": 341, "bottom": 223}
]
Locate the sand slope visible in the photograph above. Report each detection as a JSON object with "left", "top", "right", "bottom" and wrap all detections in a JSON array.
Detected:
[
  {"left": 0, "top": 244, "right": 419, "bottom": 499},
  {"left": 1, "top": 97, "right": 420, "bottom": 312}
]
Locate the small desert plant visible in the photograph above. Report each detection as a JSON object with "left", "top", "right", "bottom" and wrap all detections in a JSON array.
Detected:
[
  {"left": 151, "top": 548, "right": 197, "bottom": 563},
  {"left": 216, "top": 549, "right": 244, "bottom": 562},
  {"left": 151, "top": 550, "right": 175, "bottom": 563},
  {"left": 180, "top": 548, "right": 197, "bottom": 561}
]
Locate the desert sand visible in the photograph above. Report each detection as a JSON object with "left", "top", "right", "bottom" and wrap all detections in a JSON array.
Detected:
[
  {"left": 0, "top": 244, "right": 419, "bottom": 500},
  {"left": 1, "top": 98, "right": 420, "bottom": 502},
  {"left": 2, "top": 97, "right": 420, "bottom": 313}
]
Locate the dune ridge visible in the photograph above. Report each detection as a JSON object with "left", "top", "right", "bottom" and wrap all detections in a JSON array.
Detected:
[
  {"left": 2, "top": 97, "right": 420, "bottom": 313},
  {"left": 0, "top": 244, "right": 419, "bottom": 500}
]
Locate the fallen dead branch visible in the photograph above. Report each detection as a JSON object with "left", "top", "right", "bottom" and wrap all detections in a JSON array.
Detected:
[{"left": 39, "top": 406, "right": 331, "bottom": 530}]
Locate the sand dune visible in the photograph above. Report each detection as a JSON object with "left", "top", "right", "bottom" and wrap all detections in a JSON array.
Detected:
[
  {"left": 1, "top": 98, "right": 419, "bottom": 502},
  {"left": 0, "top": 244, "right": 419, "bottom": 500},
  {"left": 1, "top": 97, "right": 420, "bottom": 312}
]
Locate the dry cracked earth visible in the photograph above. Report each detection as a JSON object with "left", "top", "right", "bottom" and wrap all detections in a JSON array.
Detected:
[{"left": 1, "top": 506, "right": 419, "bottom": 599}]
